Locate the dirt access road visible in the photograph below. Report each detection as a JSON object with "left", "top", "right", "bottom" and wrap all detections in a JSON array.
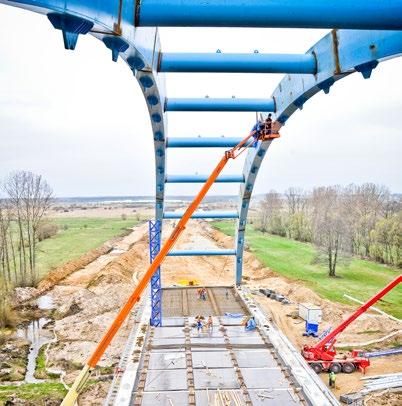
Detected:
[{"left": 33, "top": 220, "right": 401, "bottom": 405}]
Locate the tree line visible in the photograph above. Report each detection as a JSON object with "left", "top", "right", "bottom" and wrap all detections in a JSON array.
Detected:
[
  {"left": 257, "top": 184, "right": 401, "bottom": 276},
  {"left": 0, "top": 171, "right": 53, "bottom": 292}
]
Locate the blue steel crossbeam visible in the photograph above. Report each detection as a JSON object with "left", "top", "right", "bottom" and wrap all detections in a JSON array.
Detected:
[
  {"left": 167, "top": 249, "right": 236, "bottom": 256},
  {"left": 148, "top": 220, "right": 162, "bottom": 327},
  {"left": 165, "top": 98, "right": 275, "bottom": 112},
  {"left": 160, "top": 52, "right": 317, "bottom": 74},
  {"left": 167, "top": 137, "right": 243, "bottom": 148},
  {"left": 163, "top": 211, "right": 238, "bottom": 219},
  {"left": 137, "top": 0, "right": 402, "bottom": 29},
  {"left": 166, "top": 174, "right": 244, "bottom": 183}
]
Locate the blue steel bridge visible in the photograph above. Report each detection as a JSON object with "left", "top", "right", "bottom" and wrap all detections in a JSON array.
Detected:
[
  {"left": 1, "top": 1, "right": 401, "bottom": 405},
  {"left": 1, "top": 0, "right": 401, "bottom": 286}
]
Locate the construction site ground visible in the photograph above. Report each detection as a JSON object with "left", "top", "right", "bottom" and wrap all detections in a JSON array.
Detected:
[{"left": 11, "top": 219, "right": 402, "bottom": 405}]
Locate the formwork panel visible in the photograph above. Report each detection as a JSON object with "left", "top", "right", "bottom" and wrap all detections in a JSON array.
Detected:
[
  {"left": 190, "top": 336, "right": 226, "bottom": 345},
  {"left": 161, "top": 317, "right": 185, "bottom": 327},
  {"left": 193, "top": 368, "right": 240, "bottom": 389},
  {"left": 234, "top": 350, "right": 277, "bottom": 368},
  {"left": 141, "top": 391, "right": 189, "bottom": 405},
  {"left": 151, "top": 337, "right": 186, "bottom": 346},
  {"left": 192, "top": 351, "right": 233, "bottom": 368},
  {"left": 240, "top": 368, "right": 290, "bottom": 389},
  {"left": 195, "top": 390, "right": 246, "bottom": 405},
  {"left": 148, "top": 352, "right": 186, "bottom": 369},
  {"left": 144, "top": 369, "right": 187, "bottom": 391},
  {"left": 153, "top": 326, "right": 185, "bottom": 339},
  {"left": 229, "top": 335, "right": 265, "bottom": 345},
  {"left": 248, "top": 389, "right": 300, "bottom": 405}
]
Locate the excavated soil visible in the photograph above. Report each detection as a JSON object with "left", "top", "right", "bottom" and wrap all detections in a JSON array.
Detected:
[{"left": 25, "top": 220, "right": 401, "bottom": 405}]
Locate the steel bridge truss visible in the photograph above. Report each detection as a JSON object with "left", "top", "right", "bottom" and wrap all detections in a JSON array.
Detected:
[
  {"left": 148, "top": 220, "right": 162, "bottom": 327},
  {"left": 1, "top": 1, "right": 402, "bottom": 289}
]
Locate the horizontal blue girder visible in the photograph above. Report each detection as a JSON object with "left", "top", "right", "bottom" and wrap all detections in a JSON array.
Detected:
[
  {"left": 166, "top": 174, "right": 244, "bottom": 183},
  {"left": 166, "top": 98, "right": 275, "bottom": 112},
  {"left": 164, "top": 211, "right": 238, "bottom": 219},
  {"left": 138, "top": 0, "right": 402, "bottom": 29},
  {"left": 167, "top": 249, "right": 236, "bottom": 256},
  {"left": 167, "top": 137, "right": 243, "bottom": 148},
  {"left": 160, "top": 52, "right": 316, "bottom": 74}
]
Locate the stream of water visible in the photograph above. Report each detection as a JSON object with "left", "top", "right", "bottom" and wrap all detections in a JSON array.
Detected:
[{"left": 16, "top": 294, "right": 54, "bottom": 383}]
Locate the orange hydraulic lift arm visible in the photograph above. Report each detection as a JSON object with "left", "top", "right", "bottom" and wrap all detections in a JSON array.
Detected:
[{"left": 61, "top": 130, "right": 268, "bottom": 405}]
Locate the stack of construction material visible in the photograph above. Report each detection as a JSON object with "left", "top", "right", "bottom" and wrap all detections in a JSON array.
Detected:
[
  {"left": 361, "top": 372, "right": 402, "bottom": 394},
  {"left": 340, "top": 373, "right": 402, "bottom": 404}
]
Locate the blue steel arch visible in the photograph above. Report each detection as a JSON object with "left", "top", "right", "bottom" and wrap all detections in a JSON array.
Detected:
[
  {"left": 234, "top": 29, "right": 402, "bottom": 283},
  {"left": 1, "top": 1, "right": 401, "bottom": 287}
]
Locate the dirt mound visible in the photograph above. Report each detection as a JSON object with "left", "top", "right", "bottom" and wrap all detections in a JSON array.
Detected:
[
  {"left": 89, "top": 239, "right": 149, "bottom": 289},
  {"left": 38, "top": 243, "right": 112, "bottom": 293},
  {"left": 365, "top": 391, "right": 402, "bottom": 406}
]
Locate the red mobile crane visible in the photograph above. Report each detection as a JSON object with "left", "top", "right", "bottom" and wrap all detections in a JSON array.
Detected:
[
  {"left": 61, "top": 122, "right": 280, "bottom": 405},
  {"left": 302, "top": 274, "right": 402, "bottom": 374}
]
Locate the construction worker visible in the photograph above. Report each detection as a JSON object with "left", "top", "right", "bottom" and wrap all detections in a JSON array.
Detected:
[
  {"left": 196, "top": 317, "right": 203, "bottom": 333},
  {"left": 245, "top": 316, "right": 257, "bottom": 331},
  {"left": 329, "top": 371, "right": 336, "bottom": 388},
  {"left": 264, "top": 113, "right": 273, "bottom": 135},
  {"left": 206, "top": 315, "right": 213, "bottom": 332}
]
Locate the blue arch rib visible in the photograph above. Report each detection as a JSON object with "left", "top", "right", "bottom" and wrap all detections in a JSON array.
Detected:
[
  {"left": 0, "top": 0, "right": 169, "bottom": 224},
  {"left": 234, "top": 29, "right": 402, "bottom": 284}
]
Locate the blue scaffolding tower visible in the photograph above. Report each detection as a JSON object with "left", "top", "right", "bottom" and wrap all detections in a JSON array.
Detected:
[{"left": 149, "top": 220, "right": 162, "bottom": 326}]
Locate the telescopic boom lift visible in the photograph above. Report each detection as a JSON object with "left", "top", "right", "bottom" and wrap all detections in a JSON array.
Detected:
[{"left": 61, "top": 124, "right": 280, "bottom": 405}]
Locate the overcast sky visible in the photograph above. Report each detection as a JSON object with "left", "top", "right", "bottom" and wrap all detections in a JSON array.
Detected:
[{"left": 0, "top": 5, "right": 401, "bottom": 197}]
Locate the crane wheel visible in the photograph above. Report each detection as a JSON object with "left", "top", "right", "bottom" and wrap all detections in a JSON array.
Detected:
[
  {"left": 311, "top": 363, "right": 323, "bottom": 374},
  {"left": 330, "top": 362, "right": 342, "bottom": 374},
  {"left": 341, "top": 362, "right": 355, "bottom": 374}
]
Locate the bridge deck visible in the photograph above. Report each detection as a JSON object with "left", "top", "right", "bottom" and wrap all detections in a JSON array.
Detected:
[{"left": 130, "top": 287, "right": 304, "bottom": 405}]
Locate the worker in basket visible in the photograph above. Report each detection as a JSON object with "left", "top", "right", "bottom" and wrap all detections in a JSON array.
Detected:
[{"left": 251, "top": 113, "right": 274, "bottom": 145}]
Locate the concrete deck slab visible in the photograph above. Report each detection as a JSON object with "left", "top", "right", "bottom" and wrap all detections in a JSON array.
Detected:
[
  {"left": 193, "top": 368, "right": 240, "bottom": 389},
  {"left": 144, "top": 369, "right": 187, "bottom": 391},
  {"left": 240, "top": 367, "right": 290, "bottom": 389},
  {"left": 148, "top": 352, "right": 186, "bottom": 369},
  {"left": 192, "top": 351, "right": 232, "bottom": 368}
]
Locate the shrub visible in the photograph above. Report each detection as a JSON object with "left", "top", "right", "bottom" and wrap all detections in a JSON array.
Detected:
[{"left": 37, "top": 222, "right": 59, "bottom": 241}]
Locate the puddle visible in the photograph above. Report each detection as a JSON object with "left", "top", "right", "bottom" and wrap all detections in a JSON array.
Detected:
[
  {"left": 16, "top": 294, "right": 55, "bottom": 383},
  {"left": 37, "top": 294, "right": 54, "bottom": 310}
]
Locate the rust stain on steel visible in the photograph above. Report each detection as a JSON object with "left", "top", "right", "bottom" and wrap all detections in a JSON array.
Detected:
[
  {"left": 112, "top": 0, "right": 123, "bottom": 35},
  {"left": 134, "top": 0, "right": 141, "bottom": 26},
  {"left": 331, "top": 29, "right": 342, "bottom": 75}
]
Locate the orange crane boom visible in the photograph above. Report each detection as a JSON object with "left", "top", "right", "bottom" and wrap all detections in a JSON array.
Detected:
[{"left": 61, "top": 127, "right": 279, "bottom": 405}]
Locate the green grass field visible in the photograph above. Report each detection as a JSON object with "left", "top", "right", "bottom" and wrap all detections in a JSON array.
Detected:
[
  {"left": 0, "top": 383, "right": 66, "bottom": 405},
  {"left": 213, "top": 221, "right": 402, "bottom": 318},
  {"left": 36, "top": 217, "right": 139, "bottom": 279}
]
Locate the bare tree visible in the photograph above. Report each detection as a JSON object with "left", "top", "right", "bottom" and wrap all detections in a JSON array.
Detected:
[
  {"left": 311, "top": 186, "right": 351, "bottom": 277},
  {"left": 344, "top": 183, "right": 390, "bottom": 257},
  {"left": 258, "top": 190, "right": 284, "bottom": 234},
  {"left": 4, "top": 171, "right": 53, "bottom": 285}
]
